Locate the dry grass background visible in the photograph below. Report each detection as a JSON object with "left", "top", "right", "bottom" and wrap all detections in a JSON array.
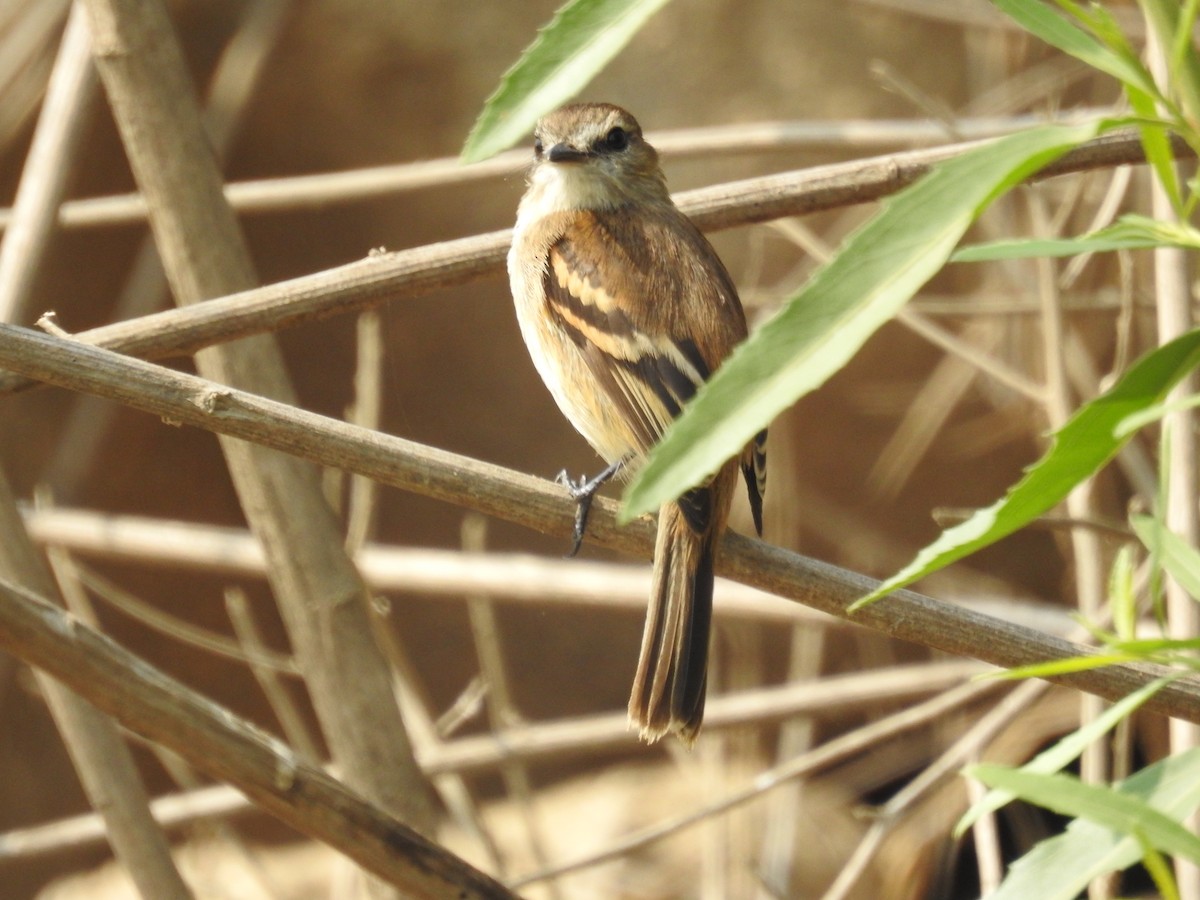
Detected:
[{"left": 0, "top": 0, "right": 1182, "bottom": 897}]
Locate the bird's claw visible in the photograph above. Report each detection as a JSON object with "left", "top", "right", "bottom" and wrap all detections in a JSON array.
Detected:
[{"left": 555, "top": 459, "right": 624, "bottom": 557}]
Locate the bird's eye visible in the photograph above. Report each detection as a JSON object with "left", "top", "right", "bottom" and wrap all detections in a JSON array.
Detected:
[
  {"left": 533, "top": 137, "right": 544, "bottom": 157},
  {"left": 603, "top": 126, "right": 629, "bottom": 152}
]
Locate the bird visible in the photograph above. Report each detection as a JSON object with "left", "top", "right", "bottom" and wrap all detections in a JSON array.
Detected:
[{"left": 507, "top": 102, "right": 766, "bottom": 745}]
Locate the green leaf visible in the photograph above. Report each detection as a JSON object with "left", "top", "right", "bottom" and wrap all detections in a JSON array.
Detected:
[
  {"left": 1125, "top": 86, "right": 1185, "bottom": 216},
  {"left": 1140, "top": 834, "right": 1182, "bottom": 900},
  {"left": 952, "top": 214, "right": 1200, "bottom": 262},
  {"left": 956, "top": 677, "right": 1170, "bottom": 836},
  {"left": 854, "top": 328, "right": 1200, "bottom": 609},
  {"left": 976, "top": 749, "right": 1200, "bottom": 900},
  {"left": 996, "top": 653, "right": 1141, "bottom": 679},
  {"left": 620, "top": 121, "right": 1105, "bottom": 521},
  {"left": 461, "top": 0, "right": 674, "bottom": 162},
  {"left": 971, "top": 763, "right": 1200, "bottom": 864},
  {"left": 1110, "top": 542, "right": 1138, "bottom": 641},
  {"left": 991, "top": 751, "right": 1200, "bottom": 898},
  {"left": 1132, "top": 513, "right": 1200, "bottom": 601},
  {"left": 994, "top": 0, "right": 1160, "bottom": 97},
  {"left": 1115, "top": 391, "right": 1200, "bottom": 437}
]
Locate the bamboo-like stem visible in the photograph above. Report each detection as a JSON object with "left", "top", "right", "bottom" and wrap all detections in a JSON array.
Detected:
[
  {"left": 0, "top": 1, "right": 96, "bottom": 325},
  {"left": 0, "top": 468, "right": 192, "bottom": 899},
  {"left": 0, "top": 110, "right": 1117, "bottom": 233},
  {"left": 0, "top": 127, "right": 1185, "bottom": 398},
  {"left": 79, "top": 0, "right": 436, "bottom": 852},
  {"left": 42, "top": 0, "right": 293, "bottom": 500},
  {"left": 1, "top": 323, "right": 1198, "bottom": 723},
  {"left": 1145, "top": 15, "right": 1200, "bottom": 899},
  {"left": 0, "top": 574, "right": 517, "bottom": 900}
]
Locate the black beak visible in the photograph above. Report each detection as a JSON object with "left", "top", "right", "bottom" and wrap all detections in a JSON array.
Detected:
[{"left": 546, "top": 143, "right": 588, "bottom": 163}]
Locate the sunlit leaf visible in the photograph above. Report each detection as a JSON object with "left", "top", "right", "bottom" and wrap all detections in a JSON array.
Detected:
[
  {"left": 952, "top": 214, "right": 1200, "bottom": 262},
  {"left": 994, "top": 0, "right": 1159, "bottom": 96},
  {"left": 977, "top": 749, "right": 1200, "bottom": 900},
  {"left": 956, "top": 677, "right": 1170, "bottom": 836},
  {"left": 461, "top": 0, "right": 674, "bottom": 162},
  {"left": 622, "top": 122, "right": 1105, "bottom": 521},
  {"left": 1132, "top": 514, "right": 1200, "bottom": 601},
  {"left": 854, "top": 328, "right": 1200, "bottom": 609},
  {"left": 971, "top": 764, "right": 1200, "bottom": 863}
]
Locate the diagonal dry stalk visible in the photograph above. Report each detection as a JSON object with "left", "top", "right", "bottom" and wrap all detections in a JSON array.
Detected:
[
  {"left": 0, "top": 5, "right": 189, "bottom": 897},
  {"left": 0, "top": 574, "right": 519, "bottom": 900},
  {"left": 79, "top": 5, "right": 436, "bottom": 878},
  {"left": 0, "top": 472, "right": 190, "bottom": 898}
]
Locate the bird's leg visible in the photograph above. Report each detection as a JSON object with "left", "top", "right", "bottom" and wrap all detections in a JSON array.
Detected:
[{"left": 556, "top": 457, "right": 625, "bottom": 557}]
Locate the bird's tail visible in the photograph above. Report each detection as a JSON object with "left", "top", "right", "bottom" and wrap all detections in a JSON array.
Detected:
[{"left": 628, "top": 465, "right": 734, "bottom": 746}]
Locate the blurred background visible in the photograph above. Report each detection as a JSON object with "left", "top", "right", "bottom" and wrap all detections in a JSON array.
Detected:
[{"left": 0, "top": 0, "right": 1163, "bottom": 897}]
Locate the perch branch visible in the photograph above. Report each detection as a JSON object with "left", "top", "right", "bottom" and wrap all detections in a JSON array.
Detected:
[{"left": 1, "top": 322, "right": 1198, "bottom": 723}]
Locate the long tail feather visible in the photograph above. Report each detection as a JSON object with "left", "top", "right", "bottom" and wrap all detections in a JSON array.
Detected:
[{"left": 628, "top": 476, "right": 725, "bottom": 746}]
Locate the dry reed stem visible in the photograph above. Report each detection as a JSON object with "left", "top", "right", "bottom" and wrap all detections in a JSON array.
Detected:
[
  {"left": 42, "top": 0, "right": 292, "bottom": 501},
  {"left": 0, "top": 6, "right": 190, "bottom": 896},
  {"left": 1, "top": 323, "right": 1198, "bottom": 725},
  {"left": 1145, "top": 21, "right": 1200, "bottom": 900},
  {"left": 509, "top": 679, "right": 1008, "bottom": 889},
  {"left": 19, "top": 506, "right": 828, "bottom": 623},
  {"left": 0, "top": 110, "right": 1115, "bottom": 232},
  {"left": 0, "top": 783, "right": 250, "bottom": 862},
  {"left": 0, "top": 0, "right": 95, "bottom": 325},
  {"left": 0, "top": 574, "right": 518, "bottom": 900},
  {"left": 0, "top": 657, "right": 979, "bottom": 868},
  {"left": 0, "top": 470, "right": 191, "bottom": 898},
  {"left": 0, "top": 127, "right": 1185, "bottom": 398},
  {"left": 81, "top": 0, "right": 436, "bottom": 852}
]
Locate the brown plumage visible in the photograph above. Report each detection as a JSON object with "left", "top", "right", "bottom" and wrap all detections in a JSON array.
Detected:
[{"left": 508, "top": 103, "right": 766, "bottom": 744}]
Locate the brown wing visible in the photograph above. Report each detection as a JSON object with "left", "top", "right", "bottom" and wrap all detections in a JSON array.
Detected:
[
  {"left": 542, "top": 206, "right": 745, "bottom": 446},
  {"left": 543, "top": 205, "right": 765, "bottom": 532}
]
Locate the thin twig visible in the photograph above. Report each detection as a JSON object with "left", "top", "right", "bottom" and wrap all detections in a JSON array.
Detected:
[
  {"left": 69, "top": 561, "right": 298, "bottom": 673},
  {"left": 508, "top": 679, "right": 1008, "bottom": 890},
  {"left": 224, "top": 587, "right": 320, "bottom": 760},
  {"left": 0, "top": 0, "right": 96, "bottom": 324}
]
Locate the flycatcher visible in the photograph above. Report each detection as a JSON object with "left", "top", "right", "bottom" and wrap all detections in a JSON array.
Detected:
[{"left": 508, "top": 102, "right": 766, "bottom": 745}]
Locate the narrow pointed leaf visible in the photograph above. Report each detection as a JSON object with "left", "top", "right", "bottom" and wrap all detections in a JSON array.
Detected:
[
  {"left": 994, "top": 0, "right": 1160, "bottom": 96},
  {"left": 855, "top": 328, "right": 1200, "bottom": 609},
  {"left": 461, "top": 0, "right": 673, "bottom": 162},
  {"left": 952, "top": 215, "right": 1200, "bottom": 262},
  {"left": 1132, "top": 513, "right": 1200, "bottom": 600},
  {"left": 977, "top": 749, "right": 1200, "bottom": 900},
  {"left": 956, "top": 677, "right": 1169, "bottom": 835},
  {"left": 971, "top": 763, "right": 1200, "bottom": 864},
  {"left": 622, "top": 121, "right": 1104, "bottom": 521}
]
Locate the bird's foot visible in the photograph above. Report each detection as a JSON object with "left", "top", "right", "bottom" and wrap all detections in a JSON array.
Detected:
[{"left": 555, "top": 458, "right": 624, "bottom": 557}]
